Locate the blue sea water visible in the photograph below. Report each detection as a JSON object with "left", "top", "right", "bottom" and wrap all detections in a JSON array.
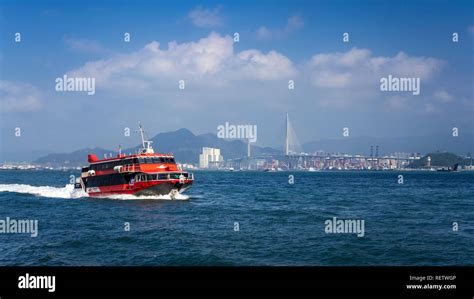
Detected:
[{"left": 0, "top": 170, "right": 473, "bottom": 266}]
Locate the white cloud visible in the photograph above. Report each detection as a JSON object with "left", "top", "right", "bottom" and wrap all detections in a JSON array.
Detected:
[
  {"left": 309, "top": 48, "right": 444, "bottom": 89},
  {"left": 256, "top": 15, "right": 304, "bottom": 41},
  {"left": 434, "top": 90, "right": 454, "bottom": 102},
  {"left": 424, "top": 103, "right": 436, "bottom": 113},
  {"left": 0, "top": 80, "right": 42, "bottom": 112},
  {"left": 65, "top": 35, "right": 447, "bottom": 116},
  {"left": 286, "top": 15, "right": 304, "bottom": 31},
  {"left": 188, "top": 6, "right": 223, "bottom": 28},
  {"left": 256, "top": 27, "right": 273, "bottom": 41},
  {"left": 68, "top": 32, "right": 296, "bottom": 92},
  {"left": 311, "top": 48, "right": 371, "bottom": 68},
  {"left": 311, "top": 71, "right": 352, "bottom": 88},
  {"left": 385, "top": 96, "right": 408, "bottom": 109},
  {"left": 236, "top": 50, "right": 295, "bottom": 80}
]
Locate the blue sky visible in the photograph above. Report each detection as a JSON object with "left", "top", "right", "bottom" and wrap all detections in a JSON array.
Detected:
[{"left": 0, "top": 0, "right": 473, "bottom": 161}]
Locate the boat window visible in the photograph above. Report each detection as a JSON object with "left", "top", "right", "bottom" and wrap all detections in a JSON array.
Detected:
[
  {"left": 146, "top": 174, "right": 156, "bottom": 181},
  {"left": 170, "top": 158, "right": 175, "bottom": 164},
  {"left": 138, "top": 158, "right": 146, "bottom": 164},
  {"left": 86, "top": 173, "right": 128, "bottom": 187},
  {"left": 143, "top": 157, "right": 152, "bottom": 164},
  {"left": 158, "top": 173, "right": 168, "bottom": 180}
]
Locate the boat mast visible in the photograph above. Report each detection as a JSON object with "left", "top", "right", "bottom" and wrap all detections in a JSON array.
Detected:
[
  {"left": 137, "top": 122, "right": 154, "bottom": 154},
  {"left": 138, "top": 122, "right": 146, "bottom": 149}
]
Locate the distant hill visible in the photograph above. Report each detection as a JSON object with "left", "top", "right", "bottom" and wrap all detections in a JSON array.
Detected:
[
  {"left": 33, "top": 128, "right": 281, "bottom": 167},
  {"left": 408, "top": 152, "right": 471, "bottom": 168},
  {"left": 34, "top": 147, "right": 117, "bottom": 167}
]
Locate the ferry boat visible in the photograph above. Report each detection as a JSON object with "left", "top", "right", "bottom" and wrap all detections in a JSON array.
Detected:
[{"left": 74, "top": 124, "right": 194, "bottom": 198}]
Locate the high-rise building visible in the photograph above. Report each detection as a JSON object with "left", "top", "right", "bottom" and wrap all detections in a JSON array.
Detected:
[{"left": 199, "top": 147, "right": 224, "bottom": 169}]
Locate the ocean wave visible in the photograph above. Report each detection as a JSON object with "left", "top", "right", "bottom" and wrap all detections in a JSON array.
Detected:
[
  {"left": 0, "top": 184, "right": 86, "bottom": 198},
  {"left": 0, "top": 184, "right": 189, "bottom": 200}
]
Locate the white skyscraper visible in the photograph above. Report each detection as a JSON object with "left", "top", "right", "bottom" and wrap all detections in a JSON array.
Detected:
[{"left": 199, "top": 147, "right": 224, "bottom": 169}]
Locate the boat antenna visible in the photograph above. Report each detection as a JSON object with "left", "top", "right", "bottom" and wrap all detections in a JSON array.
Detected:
[
  {"left": 136, "top": 122, "right": 154, "bottom": 154},
  {"left": 138, "top": 122, "right": 146, "bottom": 149}
]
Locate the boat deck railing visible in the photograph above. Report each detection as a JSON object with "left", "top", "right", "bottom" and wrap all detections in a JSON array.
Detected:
[
  {"left": 134, "top": 172, "right": 194, "bottom": 182},
  {"left": 120, "top": 164, "right": 141, "bottom": 173}
]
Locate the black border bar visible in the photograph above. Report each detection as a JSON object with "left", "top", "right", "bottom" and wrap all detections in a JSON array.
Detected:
[{"left": 0, "top": 266, "right": 473, "bottom": 298}]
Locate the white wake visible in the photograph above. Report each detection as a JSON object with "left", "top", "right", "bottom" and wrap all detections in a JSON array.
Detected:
[
  {"left": 0, "top": 184, "right": 189, "bottom": 200},
  {"left": 0, "top": 184, "right": 87, "bottom": 198}
]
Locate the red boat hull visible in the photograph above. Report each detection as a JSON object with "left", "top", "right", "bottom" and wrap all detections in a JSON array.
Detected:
[{"left": 85, "top": 179, "right": 193, "bottom": 197}]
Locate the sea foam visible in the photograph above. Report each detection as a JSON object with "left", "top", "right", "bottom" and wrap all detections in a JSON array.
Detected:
[
  {"left": 0, "top": 184, "right": 86, "bottom": 198},
  {"left": 0, "top": 184, "right": 189, "bottom": 200}
]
